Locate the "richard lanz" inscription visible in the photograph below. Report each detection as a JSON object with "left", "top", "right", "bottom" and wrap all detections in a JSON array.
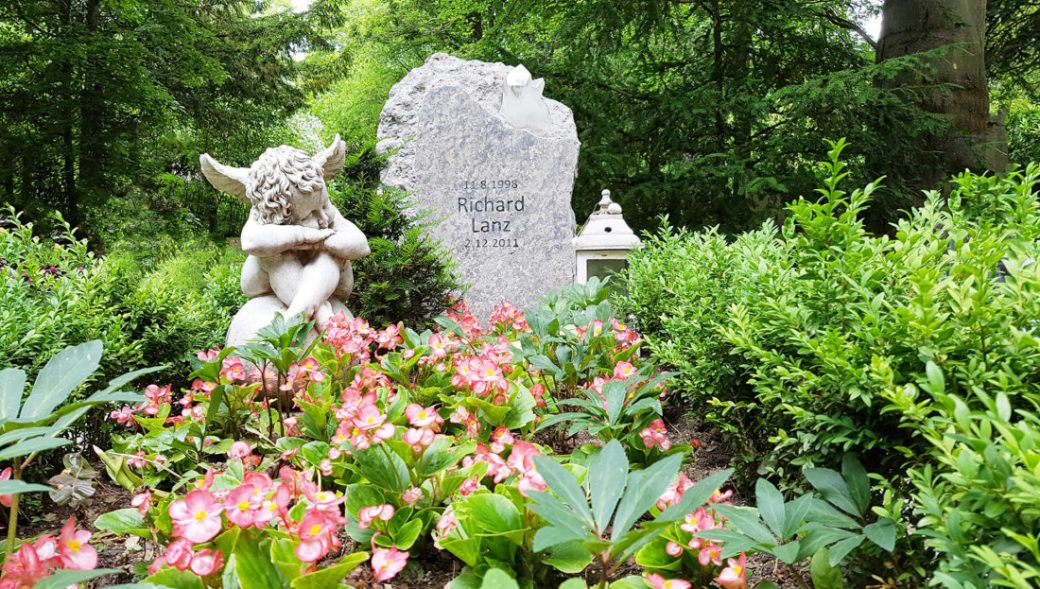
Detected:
[{"left": 457, "top": 179, "right": 523, "bottom": 240}]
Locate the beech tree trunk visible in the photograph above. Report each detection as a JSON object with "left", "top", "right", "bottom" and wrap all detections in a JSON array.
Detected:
[{"left": 877, "top": 0, "right": 1007, "bottom": 190}]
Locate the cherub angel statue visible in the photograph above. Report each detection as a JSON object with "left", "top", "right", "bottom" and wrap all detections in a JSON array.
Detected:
[{"left": 200, "top": 136, "right": 370, "bottom": 346}]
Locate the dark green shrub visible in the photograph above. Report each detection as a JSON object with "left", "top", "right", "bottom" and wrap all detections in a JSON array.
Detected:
[
  {"left": 619, "top": 142, "right": 1040, "bottom": 585},
  {"left": 332, "top": 148, "right": 459, "bottom": 329}
]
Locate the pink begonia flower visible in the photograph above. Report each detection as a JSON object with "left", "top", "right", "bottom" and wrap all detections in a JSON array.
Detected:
[
  {"left": 680, "top": 508, "right": 714, "bottom": 534},
  {"left": 699, "top": 544, "right": 723, "bottom": 566},
  {"left": 189, "top": 548, "right": 223, "bottom": 576},
  {"left": 371, "top": 546, "right": 408, "bottom": 582},
  {"left": 296, "top": 510, "right": 339, "bottom": 563},
  {"left": 490, "top": 426, "right": 515, "bottom": 454},
  {"left": 197, "top": 348, "right": 221, "bottom": 362},
  {"left": 131, "top": 490, "right": 152, "bottom": 516},
  {"left": 458, "top": 477, "right": 480, "bottom": 496},
  {"left": 517, "top": 471, "right": 547, "bottom": 497},
  {"left": 640, "top": 419, "right": 672, "bottom": 450},
  {"left": 613, "top": 361, "right": 638, "bottom": 380},
  {"left": 665, "top": 541, "right": 684, "bottom": 557},
  {"left": 405, "top": 404, "right": 442, "bottom": 429},
  {"left": 108, "top": 406, "right": 134, "bottom": 425},
  {"left": 432, "top": 506, "right": 457, "bottom": 548},
  {"left": 163, "top": 538, "right": 196, "bottom": 571},
  {"left": 657, "top": 472, "right": 695, "bottom": 511},
  {"left": 403, "top": 427, "right": 435, "bottom": 452},
  {"left": 1, "top": 542, "right": 48, "bottom": 588},
  {"left": 228, "top": 441, "right": 252, "bottom": 459},
  {"left": 716, "top": 553, "right": 748, "bottom": 589},
  {"left": 402, "top": 487, "right": 423, "bottom": 506},
  {"left": 709, "top": 488, "right": 735, "bottom": 503},
  {"left": 0, "top": 467, "right": 12, "bottom": 507},
  {"left": 225, "top": 484, "right": 261, "bottom": 528},
  {"left": 644, "top": 573, "right": 691, "bottom": 589},
  {"left": 169, "top": 489, "right": 223, "bottom": 543},
  {"left": 358, "top": 504, "right": 395, "bottom": 529},
  {"left": 58, "top": 517, "right": 97, "bottom": 570}
]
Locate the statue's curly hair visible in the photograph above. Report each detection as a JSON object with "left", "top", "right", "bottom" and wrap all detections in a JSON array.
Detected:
[{"left": 246, "top": 146, "right": 325, "bottom": 225}]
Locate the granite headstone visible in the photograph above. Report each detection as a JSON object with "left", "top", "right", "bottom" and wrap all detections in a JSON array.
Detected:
[{"left": 377, "top": 53, "right": 580, "bottom": 319}]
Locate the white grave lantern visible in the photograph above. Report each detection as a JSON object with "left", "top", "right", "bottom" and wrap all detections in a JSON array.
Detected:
[{"left": 573, "top": 189, "right": 641, "bottom": 283}]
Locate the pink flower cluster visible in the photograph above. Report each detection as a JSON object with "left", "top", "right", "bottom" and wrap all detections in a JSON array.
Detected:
[
  {"left": 445, "top": 299, "right": 484, "bottom": 340},
  {"left": 403, "top": 403, "right": 445, "bottom": 452},
  {"left": 332, "top": 388, "right": 395, "bottom": 451},
  {"left": 459, "top": 439, "right": 546, "bottom": 498},
  {"left": 151, "top": 465, "right": 354, "bottom": 578},
  {"left": 451, "top": 342, "right": 512, "bottom": 400},
  {"left": 488, "top": 301, "right": 528, "bottom": 332},
  {"left": 0, "top": 518, "right": 96, "bottom": 589},
  {"left": 640, "top": 419, "right": 672, "bottom": 450},
  {"left": 324, "top": 314, "right": 403, "bottom": 362}
]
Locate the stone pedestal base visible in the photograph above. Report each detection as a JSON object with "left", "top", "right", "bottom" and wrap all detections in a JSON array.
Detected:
[{"left": 226, "top": 295, "right": 350, "bottom": 347}]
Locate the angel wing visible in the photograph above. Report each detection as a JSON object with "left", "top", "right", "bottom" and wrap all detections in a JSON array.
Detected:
[
  {"left": 313, "top": 135, "right": 347, "bottom": 180},
  {"left": 199, "top": 154, "right": 250, "bottom": 203}
]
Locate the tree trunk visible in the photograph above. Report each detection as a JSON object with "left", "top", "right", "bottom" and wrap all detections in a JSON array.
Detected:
[{"left": 877, "top": 0, "right": 1007, "bottom": 190}]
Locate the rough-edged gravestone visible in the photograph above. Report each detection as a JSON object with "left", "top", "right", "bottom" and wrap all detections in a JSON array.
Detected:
[{"left": 377, "top": 53, "right": 580, "bottom": 319}]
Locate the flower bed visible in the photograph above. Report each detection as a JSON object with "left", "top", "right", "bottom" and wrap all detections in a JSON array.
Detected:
[{"left": 2, "top": 280, "right": 895, "bottom": 589}]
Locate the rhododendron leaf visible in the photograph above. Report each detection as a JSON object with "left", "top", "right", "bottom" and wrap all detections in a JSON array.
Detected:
[
  {"left": 0, "top": 425, "right": 52, "bottom": 446},
  {"left": 90, "top": 365, "right": 164, "bottom": 398},
  {"left": 0, "top": 435, "right": 70, "bottom": 460},
  {"left": 34, "top": 569, "right": 119, "bottom": 589},
  {"left": 805, "top": 499, "right": 860, "bottom": 529},
  {"left": 756, "top": 478, "right": 787, "bottom": 538},
  {"left": 534, "top": 412, "right": 585, "bottom": 432},
  {"left": 799, "top": 524, "right": 858, "bottom": 557},
  {"left": 544, "top": 540, "right": 595, "bottom": 573},
  {"left": 804, "top": 467, "right": 859, "bottom": 517},
  {"left": 533, "top": 524, "right": 587, "bottom": 552},
  {"left": 234, "top": 530, "right": 288, "bottom": 589},
  {"left": 0, "top": 479, "right": 51, "bottom": 495},
  {"left": 601, "top": 380, "right": 628, "bottom": 424},
  {"left": 773, "top": 540, "right": 802, "bottom": 564},
  {"left": 783, "top": 494, "right": 814, "bottom": 539},
  {"left": 145, "top": 567, "right": 206, "bottom": 589},
  {"left": 95, "top": 508, "right": 149, "bottom": 537},
  {"left": 610, "top": 453, "right": 682, "bottom": 541},
  {"left": 840, "top": 455, "right": 870, "bottom": 516},
  {"left": 478, "top": 568, "right": 520, "bottom": 589},
  {"left": 21, "top": 340, "right": 101, "bottom": 421},
  {"left": 290, "top": 552, "right": 369, "bottom": 589},
  {"left": 826, "top": 534, "right": 865, "bottom": 566},
  {"left": 0, "top": 367, "right": 25, "bottom": 423},
  {"left": 590, "top": 440, "right": 628, "bottom": 532},
  {"left": 863, "top": 518, "right": 896, "bottom": 551},
  {"left": 714, "top": 504, "right": 776, "bottom": 545},
  {"left": 531, "top": 456, "right": 593, "bottom": 525}
]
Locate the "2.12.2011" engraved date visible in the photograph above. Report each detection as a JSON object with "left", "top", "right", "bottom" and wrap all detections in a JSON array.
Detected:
[{"left": 463, "top": 238, "right": 520, "bottom": 248}]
